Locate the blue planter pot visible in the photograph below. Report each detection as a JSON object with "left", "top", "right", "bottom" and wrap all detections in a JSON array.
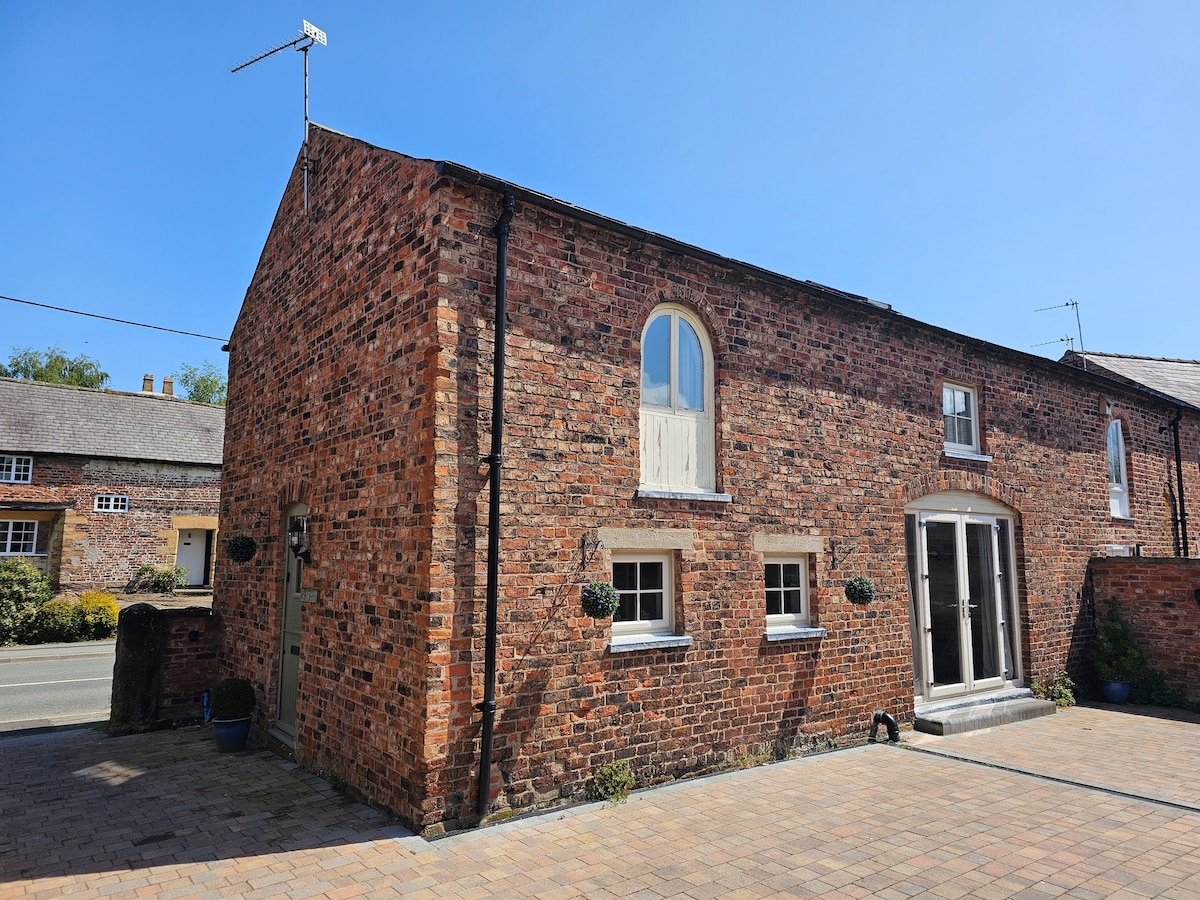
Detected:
[
  {"left": 213, "top": 718, "right": 252, "bottom": 752},
  {"left": 1099, "top": 680, "right": 1131, "bottom": 704}
]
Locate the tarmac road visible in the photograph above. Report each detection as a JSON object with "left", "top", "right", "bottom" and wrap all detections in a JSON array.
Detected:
[{"left": 0, "top": 640, "right": 114, "bottom": 732}]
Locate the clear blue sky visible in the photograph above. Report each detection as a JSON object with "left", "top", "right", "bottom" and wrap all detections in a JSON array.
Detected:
[{"left": 3, "top": 2, "right": 1198, "bottom": 395}]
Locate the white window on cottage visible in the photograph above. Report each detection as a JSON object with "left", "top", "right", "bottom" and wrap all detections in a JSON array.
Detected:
[
  {"left": 640, "top": 305, "right": 715, "bottom": 493},
  {"left": 0, "top": 455, "right": 33, "bottom": 483},
  {"left": 942, "top": 383, "right": 980, "bottom": 454},
  {"left": 612, "top": 553, "right": 673, "bottom": 639},
  {"left": 0, "top": 520, "right": 37, "bottom": 555},
  {"left": 1107, "top": 418, "right": 1130, "bottom": 518},
  {"left": 765, "top": 556, "right": 809, "bottom": 629},
  {"left": 94, "top": 494, "right": 130, "bottom": 512}
]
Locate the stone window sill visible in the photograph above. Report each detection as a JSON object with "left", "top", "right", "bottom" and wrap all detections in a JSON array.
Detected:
[
  {"left": 636, "top": 488, "right": 733, "bottom": 503},
  {"left": 765, "top": 626, "right": 827, "bottom": 642},
  {"left": 942, "top": 449, "right": 993, "bottom": 463},
  {"left": 608, "top": 635, "right": 694, "bottom": 653}
]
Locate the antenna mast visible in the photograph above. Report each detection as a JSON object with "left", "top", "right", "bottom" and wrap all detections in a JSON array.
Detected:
[
  {"left": 1034, "top": 300, "right": 1087, "bottom": 369},
  {"left": 231, "top": 20, "right": 328, "bottom": 212}
]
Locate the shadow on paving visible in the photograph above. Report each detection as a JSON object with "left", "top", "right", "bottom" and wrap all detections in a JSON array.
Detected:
[
  {"left": 0, "top": 726, "right": 414, "bottom": 883},
  {"left": 905, "top": 702, "right": 1200, "bottom": 812}
]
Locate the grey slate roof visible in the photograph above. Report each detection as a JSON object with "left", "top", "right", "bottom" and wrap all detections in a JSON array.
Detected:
[
  {"left": 1074, "top": 352, "right": 1200, "bottom": 409},
  {"left": 0, "top": 378, "right": 224, "bottom": 466}
]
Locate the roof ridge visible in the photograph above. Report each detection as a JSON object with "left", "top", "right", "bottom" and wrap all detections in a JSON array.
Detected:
[{"left": 1083, "top": 351, "right": 1200, "bottom": 365}]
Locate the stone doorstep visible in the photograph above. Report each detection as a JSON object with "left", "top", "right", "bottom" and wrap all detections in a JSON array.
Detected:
[{"left": 915, "top": 697, "right": 1058, "bottom": 736}]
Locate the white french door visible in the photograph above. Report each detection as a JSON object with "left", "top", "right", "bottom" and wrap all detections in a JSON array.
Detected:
[{"left": 914, "top": 512, "right": 1009, "bottom": 700}]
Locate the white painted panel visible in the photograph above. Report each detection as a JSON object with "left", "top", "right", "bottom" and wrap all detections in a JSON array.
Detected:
[{"left": 641, "top": 409, "right": 714, "bottom": 492}]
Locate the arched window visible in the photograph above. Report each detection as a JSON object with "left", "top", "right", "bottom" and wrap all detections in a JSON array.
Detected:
[
  {"left": 1107, "top": 418, "right": 1129, "bottom": 518},
  {"left": 639, "top": 304, "right": 715, "bottom": 493}
]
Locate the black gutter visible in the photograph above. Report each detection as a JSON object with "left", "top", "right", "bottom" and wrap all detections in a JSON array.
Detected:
[{"left": 477, "top": 193, "right": 515, "bottom": 818}]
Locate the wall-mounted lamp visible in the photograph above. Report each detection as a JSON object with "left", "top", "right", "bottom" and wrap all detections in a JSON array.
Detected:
[{"left": 288, "top": 516, "right": 312, "bottom": 564}]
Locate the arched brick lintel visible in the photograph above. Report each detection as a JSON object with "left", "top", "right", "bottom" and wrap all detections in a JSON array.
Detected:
[{"left": 900, "top": 470, "right": 1022, "bottom": 515}]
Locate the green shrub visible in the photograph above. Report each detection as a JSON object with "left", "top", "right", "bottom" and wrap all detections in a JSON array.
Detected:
[
  {"left": 588, "top": 759, "right": 636, "bottom": 805},
  {"left": 79, "top": 590, "right": 119, "bottom": 639},
  {"left": 24, "top": 597, "right": 86, "bottom": 643},
  {"left": 1030, "top": 671, "right": 1076, "bottom": 707},
  {"left": 1090, "top": 601, "right": 1149, "bottom": 683},
  {"left": 0, "top": 559, "right": 53, "bottom": 645},
  {"left": 210, "top": 676, "right": 256, "bottom": 719},
  {"left": 126, "top": 564, "right": 187, "bottom": 594}
]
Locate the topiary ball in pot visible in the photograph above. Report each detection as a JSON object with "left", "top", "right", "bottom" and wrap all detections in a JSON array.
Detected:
[
  {"left": 210, "top": 676, "right": 256, "bottom": 720},
  {"left": 845, "top": 576, "right": 877, "bottom": 604},
  {"left": 581, "top": 581, "right": 620, "bottom": 619}
]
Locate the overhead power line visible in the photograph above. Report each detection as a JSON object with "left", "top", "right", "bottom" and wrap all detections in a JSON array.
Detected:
[{"left": 0, "top": 294, "right": 230, "bottom": 343}]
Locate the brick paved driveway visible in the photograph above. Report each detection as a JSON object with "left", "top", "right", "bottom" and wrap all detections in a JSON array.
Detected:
[{"left": 2, "top": 704, "right": 1198, "bottom": 898}]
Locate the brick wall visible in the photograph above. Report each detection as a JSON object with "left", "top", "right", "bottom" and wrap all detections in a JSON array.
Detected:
[
  {"left": 1088, "top": 558, "right": 1200, "bottom": 702},
  {"left": 159, "top": 607, "right": 220, "bottom": 722},
  {"left": 218, "top": 127, "right": 1200, "bottom": 831},
  {"left": 0, "top": 453, "right": 220, "bottom": 589}
]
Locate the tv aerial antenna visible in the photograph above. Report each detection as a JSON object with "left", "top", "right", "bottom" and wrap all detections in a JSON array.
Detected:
[
  {"left": 1034, "top": 299, "right": 1086, "bottom": 369},
  {"left": 231, "top": 20, "right": 328, "bottom": 212}
]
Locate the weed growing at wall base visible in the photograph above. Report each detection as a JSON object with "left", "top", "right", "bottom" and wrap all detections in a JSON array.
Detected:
[{"left": 588, "top": 760, "right": 636, "bottom": 804}]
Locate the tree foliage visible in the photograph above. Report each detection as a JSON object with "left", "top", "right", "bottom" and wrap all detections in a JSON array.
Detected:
[
  {"left": 0, "top": 345, "right": 110, "bottom": 388},
  {"left": 173, "top": 361, "right": 227, "bottom": 405}
]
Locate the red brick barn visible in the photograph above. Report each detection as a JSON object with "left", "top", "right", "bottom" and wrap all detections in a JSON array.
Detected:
[{"left": 217, "top": 125, "right": 1199, "bottom": 832}]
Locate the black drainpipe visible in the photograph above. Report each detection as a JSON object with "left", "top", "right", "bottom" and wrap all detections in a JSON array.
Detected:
[
  {"left": 477, "top": 193, "right": 515, "bottom": 818},
  {"left": 1169, "top": 408, "right": 1190, "bottom": 558}
]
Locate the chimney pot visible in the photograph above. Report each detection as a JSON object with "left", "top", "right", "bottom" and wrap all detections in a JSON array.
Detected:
[
  {"left": 142, "top": 374, "right": 154, "bottom": 392},
  {"left": 162, "top": 376, "right": 174, "bottom": 396}
]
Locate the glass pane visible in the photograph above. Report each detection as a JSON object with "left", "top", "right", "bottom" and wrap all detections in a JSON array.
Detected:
[
  {"left": 782, "top": 563, "right": 801, "bottom": 588},
  {"left": 766, "top": 591, "right": 781, "bottom": 616},
  {"left": 641, "top": 316, "right": 671, "bottom": 407},
  {"left": 1107, "top": 421, "right": 1124, "bottom": 486},
  {"left": 616, "top": 593, "right": 636, "bottom": 622},
  {"left": 640, "top": 561, "right": 663, "bottom": 590},
  {"left": 641, "top": 592, "right": 663, "bottom": 621},
  {"left": 926, "top": 521, "right": 963, "bottom": 687},
  {"left": 764, "top": 564, "right": 781, "bottom": 589},
  {"left": 966, "top": 523, "right": 1000, "bottom": 680},
  {"left": 677, "top": 319, "right": 704, "bottom": 411},
  {"left": 783, "top": 589, "right": 802, "bottom": 614},
  {"left": 613, "top": 562, "right": 637, "bottom": 592}
]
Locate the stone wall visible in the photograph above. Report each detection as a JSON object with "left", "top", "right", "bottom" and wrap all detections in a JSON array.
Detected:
[
  {"left": 217, "top": 127, "right": 1200, "bottom": 831},
  {"left": 1088, "top": 558, "right": 1200, "bottom": 702}
]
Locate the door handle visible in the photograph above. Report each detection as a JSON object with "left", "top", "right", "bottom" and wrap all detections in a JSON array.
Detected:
[{"left": 289, "top": 645, "right": 300, "bottom": 656}]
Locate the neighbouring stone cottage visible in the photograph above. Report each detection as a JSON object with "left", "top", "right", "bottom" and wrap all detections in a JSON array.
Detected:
[
  {"left": 1, "top": 376, "right": 224, "bottom": 590},
  {"left": 216, "top": 125, "right": 1199, "bottom": 831}
]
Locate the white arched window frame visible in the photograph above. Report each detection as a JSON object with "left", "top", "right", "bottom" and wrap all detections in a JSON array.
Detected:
[
  {"left": 1107, "top": 417, "right": 1130, "bottom": 518},
  {"left": 639, "top": 304, "right": 716, "bottom": 494}
]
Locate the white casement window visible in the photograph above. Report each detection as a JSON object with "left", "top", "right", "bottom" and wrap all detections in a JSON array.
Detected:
[
  {"left": 942, "top": 383, "right": 980, "bottom": 454},
  {"left": 94, "top": 494, "right": 130, "bottom": 512},
  {"left": 1107, "top": 418, "right": 1130, "bottom": 518},
  {"left": 765, "top": 556, "right": 809, "bottom": 629},
  {"left": 0, "top": 520, "right": 37, "bottom": 555},
  {"left": 0, "top": 455, "right": 33, "bottom": 484},
  {"left": 612, "top": 553, "right": 673, "bottom": 638},
  {"left": 640, "top": 305, "right": 715, "bottom": 493}
]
